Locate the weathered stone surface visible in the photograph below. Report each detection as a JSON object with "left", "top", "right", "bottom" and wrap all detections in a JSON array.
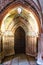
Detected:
[{"left": 0, "top": 0, "right": 13, "bottom": 12}]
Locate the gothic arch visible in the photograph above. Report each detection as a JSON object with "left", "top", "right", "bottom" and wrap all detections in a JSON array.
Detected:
[
  {"left": 14, "top": 23, "right": 28, "bottom": 35},
  {"left": 0, "top": 0, "right": 41, "bottom": 34},
  {"left": 0, "top": 0, "right": 43, "bottom": 63}
]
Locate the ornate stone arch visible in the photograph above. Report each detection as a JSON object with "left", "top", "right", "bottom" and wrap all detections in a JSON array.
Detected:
[
  {"left": 0, "top": 0, "right": 42, "bottom": 63},
  {"left": 14, "top": 22, "right": 28, "bottom": 35},
  {"left": 0, "top": 0, "right": 41, "bottom": 33}
]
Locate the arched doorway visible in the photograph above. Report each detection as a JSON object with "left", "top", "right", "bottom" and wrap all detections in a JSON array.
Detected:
[
  {"left": 14, "top": 26, "right": 26, "bottom": 54},
  {"left": 0, "top": 1, "right": 41, "bottom": 58}
]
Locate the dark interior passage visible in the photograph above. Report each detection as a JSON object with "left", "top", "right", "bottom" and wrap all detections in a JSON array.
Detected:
[{"left": 14, "top": 26, "right": 25, "bottom": 54}]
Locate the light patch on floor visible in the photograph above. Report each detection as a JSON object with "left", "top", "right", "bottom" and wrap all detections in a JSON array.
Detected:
[{"left": 2, "top": 54, "right": 37, "bottom": 65}]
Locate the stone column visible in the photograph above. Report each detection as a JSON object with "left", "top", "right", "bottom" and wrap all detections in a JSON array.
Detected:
[{"left": 37, "top": 33, "right": 43, "bottom": 64}]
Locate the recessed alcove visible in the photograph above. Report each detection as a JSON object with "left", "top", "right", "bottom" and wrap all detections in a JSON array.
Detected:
[
  {"left": 14, "top": 26, "right": 26, "bottom": 54},
  {"left": 0, "top": 4, "right": 41, "bottom": 63}
]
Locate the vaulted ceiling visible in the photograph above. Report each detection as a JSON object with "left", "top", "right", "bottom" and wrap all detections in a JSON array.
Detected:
[
  {"left": 0, "top": 0, "right": 43, "bottom": 13},
  {"left": 33, "top": 0, "right": 43, "bottom": 13}
]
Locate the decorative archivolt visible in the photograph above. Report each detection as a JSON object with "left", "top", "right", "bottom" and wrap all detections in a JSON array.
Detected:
[{"left": 1, "top": 6, "right": 39, "bottom": 36}]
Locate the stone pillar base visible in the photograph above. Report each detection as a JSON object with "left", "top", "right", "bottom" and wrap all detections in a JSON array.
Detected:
[{"left": 37, "top": 53, "right": 43, "bottom": 65}]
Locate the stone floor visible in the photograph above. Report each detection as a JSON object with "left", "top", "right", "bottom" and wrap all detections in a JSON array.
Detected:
[{"left": 2, "top": 54, "right": 37, "bottom": 65}]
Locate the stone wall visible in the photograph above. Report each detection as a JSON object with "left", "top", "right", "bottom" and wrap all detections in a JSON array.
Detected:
[
  {"left": 3, "top": 35, "right": 14, "bottom": 56},
  {"left": 0, "top": 0, "right": 13, "bottom": 12},
  {"left": 26, "top": 36, "right": 38, "bottom": 56}
]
